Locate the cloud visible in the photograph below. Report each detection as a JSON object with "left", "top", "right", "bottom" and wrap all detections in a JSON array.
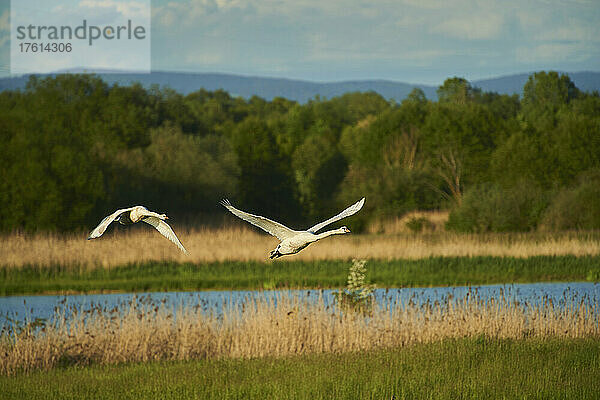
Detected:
[
  {"left": 404, "top": 49, "right": 455, "bottom": 62},
  {"left": 9, "top": 0, "right": 150, "bottom": 74},
  {"left": 399, "top": 0, "right": 452, "bottom": 9},
  {"left": 149, "top": 0, "right": 600, "bottom": 83},
  {"left": 516, "top": 42, "right": 591, "bottom": 64},
  {"left": 153, "top": 0, "right": 386, "bottom": 28},
  {"left": 0, "top": 9, "right": 8, "bottom": 32},
  {"left": 535, "top": 23, "right": 599, "bottom": 43},
  {"left": 153, "top": 0, "right": 238, "bottom": 27},
  {"left": 0, "top": 9, "right": 8, "bottom": 49},
  {"left": 432, "top": 13, "right": 504, "bottom": 40},
  {"left": 78, "top": 0, "right": 150, "bottom": 19},
  {"left": 185, "top": 51, "right": 223, "bottom": 65}
]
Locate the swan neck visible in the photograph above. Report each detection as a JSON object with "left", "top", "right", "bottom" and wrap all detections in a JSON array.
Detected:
[{"left": 315, "top": 229, "right": 344, "bottom": 240}]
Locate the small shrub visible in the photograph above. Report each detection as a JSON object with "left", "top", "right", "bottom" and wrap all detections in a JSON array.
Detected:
[
  {"left": 406, "top": 216, "right": 434, "bottom": 233},
  {"left": 586, "top": 269, "right": 600, "bottom": 282},
  {"left": 446, "top": 180, "right": 548, "bottom": 232},
  {"left": 540, "top": 170, "right": 600, "bottom": 231},
  {"left": 333, "top": 259, "right": 375, "bottom": 315}
]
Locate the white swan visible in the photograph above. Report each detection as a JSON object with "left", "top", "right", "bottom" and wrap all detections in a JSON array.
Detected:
[
  {"left": 221, "top": 198, "right": 365, "bottom": 258},
  {"left": 87, "top": 206, "right": 188, "bottom": 254}
]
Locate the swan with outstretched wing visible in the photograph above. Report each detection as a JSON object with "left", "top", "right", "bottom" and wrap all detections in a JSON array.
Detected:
[
  {"left": 221, "top": 198, "right": 365, "bottom": 258},
  {"left": 87, "top": 206, "right": 188, "bottom": 254}
]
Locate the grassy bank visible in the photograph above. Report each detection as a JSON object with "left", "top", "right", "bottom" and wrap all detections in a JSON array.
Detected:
[
  {"left": 1, "top": 338, "right": 599, "bottom": 399},
  {"left": 1, "top": 256, "right": 599, "bottom": 296}
]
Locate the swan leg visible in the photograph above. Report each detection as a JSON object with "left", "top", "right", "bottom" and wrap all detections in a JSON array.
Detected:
[{"left": 269, "top": 249, "right": 282, "bottom": 259}]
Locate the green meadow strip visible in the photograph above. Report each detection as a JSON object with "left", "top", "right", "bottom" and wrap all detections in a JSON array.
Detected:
[
  {"left": 1, "top": 255, "right": 599, "bottom": 296},
  {"left": 1, "top": 338, "right": 599, "bottom": 399}
]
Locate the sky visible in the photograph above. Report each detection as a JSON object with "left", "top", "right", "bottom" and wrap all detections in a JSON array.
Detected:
[
  {"left": 0, "top": 0, "right": 599, "bottom": 84},
  {"left": 7, "top": 0, "right": 150, "bottom": 74}
]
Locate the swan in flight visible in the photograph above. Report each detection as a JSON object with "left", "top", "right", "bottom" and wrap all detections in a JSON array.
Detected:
[
  {"left": 221, "top": 198, "right": 365, "bottom": 258},
  {"left": 87, "top": 206, "right": 188, "bottom": 254}
]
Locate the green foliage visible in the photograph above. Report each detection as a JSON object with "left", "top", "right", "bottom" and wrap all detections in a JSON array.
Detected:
[
  {"left": 421, "top": 101, "right": 498, "bottom": 192},
  {"left": 522, "top": 71, "right": 580, "bottom": 130},
  {"left": 0, "top": 76, "right": 106, "bottom": 231},
  {"left": 540, "top": 170, "right": 600, "bottom": 231},
  {"left": 0, "top": 71, "right": 599, "bottom": 232},
  {"left": 230, "top": 116, "right": 299, "bottom": 221},
  {"left": 109, "top": 124, "right": 239, "bottom": 217},
  {"left": 491, "top": 76, "right": 600, "bottom": 192},
  {"left": 437, "top": 77, "right": 481, "bottom": 104},
  {"left": 446, "top": 180, "right": 548, "bottom": 232},
  {"left": 292, "top": 135, "right": 347, "bottom": 220}
]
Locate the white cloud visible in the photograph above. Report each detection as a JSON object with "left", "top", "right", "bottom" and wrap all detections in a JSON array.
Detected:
[
  {"left": 149, "top": 0, "right": 600, "bottom": 82},
  {"left": 154, "top": 0, "right": 386, "bottom": 28},
  {"left": 78, "top": 0, "right": 150, "bottom": 19},
  {"left": 399, "top": 0, "right": 452, "bottom": 10},
  {"left": 214, "top": 0, "right": 246, "bottom": 11},
  {"left": 153, "top": 0, "right": 219, "bottom": 27},
  {"left": 535, "top": 23, "right": 599, "bottom": 42},
  {"left": 404, "top": 49, "right": 454, "bottom": 61},
  {"left": 516, "top": 10, "right": 544, "bottom": 30},
  {"left": 433, "top": 13, "right": 504, "bottom": 40},
  {"left": 516, "top": 42, "right": 591, "bottom": 63},
  {"left": 185, "top": 51, "right": 223, "bottom": 65},
  {"left": 0, "top": 9, "right": 9, "bottom": 32},
  {"left": 0, "top": 10, "right": 9, "bottom": 51}
]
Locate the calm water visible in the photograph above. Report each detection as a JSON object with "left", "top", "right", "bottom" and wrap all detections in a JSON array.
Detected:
[{"left": 0, "top": 282, "right": 598, "bottom": 329}]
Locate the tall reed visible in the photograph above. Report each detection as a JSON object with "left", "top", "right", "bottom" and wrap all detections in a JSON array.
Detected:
[
  {"left": 2, "top": 227, "right": 600, "bottom": 269},
  {"left": 1, "top": 290, "right": 598, "bottom": 375}
]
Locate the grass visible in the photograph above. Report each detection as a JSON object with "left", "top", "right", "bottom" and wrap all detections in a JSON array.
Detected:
[
  {"left": 1, "top": 338, "right": 599, "bottom": 399},
  {"left": 1, "top": 256, "right": 599, "bottom": 296},
  {"left": 1, "top": 288, "right": 598, "bottom": 375},
  {"left": 2, "top": 228, "right": 600, "bottom": 269}
]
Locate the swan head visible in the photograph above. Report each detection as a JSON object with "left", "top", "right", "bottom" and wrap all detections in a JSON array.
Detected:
[{"left": 340, "top": 226, "right": 351, "bottom": 234}]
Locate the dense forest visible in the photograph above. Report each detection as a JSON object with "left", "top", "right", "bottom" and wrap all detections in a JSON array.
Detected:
[{"left": 0, "top": 71, "right": 599, "bottom": 233}]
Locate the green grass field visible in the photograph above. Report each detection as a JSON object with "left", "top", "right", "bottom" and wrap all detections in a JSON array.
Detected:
[
  {"left": 1, "top": 337, "right": 598, "bottom": 399},
  {"left": 1, "top": 255, "right": 599, "bottom": 296}
]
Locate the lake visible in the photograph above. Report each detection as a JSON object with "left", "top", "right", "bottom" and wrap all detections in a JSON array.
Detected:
[{"left": 0, "top": 282, "right": 598, "bottom": 330}]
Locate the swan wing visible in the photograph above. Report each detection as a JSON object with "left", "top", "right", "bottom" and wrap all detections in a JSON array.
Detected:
[
  {"left": 142, "top": 216, "right": 189, "bottom": 254},
  {"left": 221, "top": 199, "right": 297, "bottom": 241},
  {"left": 87, "top": 207, "right": 136, "bottom": 239},
  {"left": 307, "top": 197, "right": 365, "bottom": 233}
]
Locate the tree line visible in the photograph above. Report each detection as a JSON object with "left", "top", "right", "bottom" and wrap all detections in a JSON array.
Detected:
[{"left": 0, "top": 71, "right": 599, "bottom": 233}]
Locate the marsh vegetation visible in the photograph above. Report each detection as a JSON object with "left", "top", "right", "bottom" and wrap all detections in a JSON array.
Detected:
[
  {"left": 1, "top": 72, "right": 600, "bottom": 397},
  {"left": 2, "top": 228, "right": 600, "bottom": 269},
  {"left": 1, "top": 284, "right": 598, "bottom": 376}
]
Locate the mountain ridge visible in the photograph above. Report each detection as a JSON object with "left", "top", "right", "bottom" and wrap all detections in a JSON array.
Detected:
[{"left": 1, "top": 70, "right": 599, "bottom": 103}]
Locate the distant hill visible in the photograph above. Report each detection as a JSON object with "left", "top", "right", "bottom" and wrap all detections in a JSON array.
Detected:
[
  {"left": 1, "top": 71, "right": 599, "bottom": 103},
  {"left": 473, "top": 71, "right": 600, "bottom": 96}
]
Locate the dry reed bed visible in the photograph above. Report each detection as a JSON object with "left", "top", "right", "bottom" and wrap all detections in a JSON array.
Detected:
[
  {"left": 1, "top": 292, "right": 598, "bottom": 375},
  {"left": 2, "top": 228, "right": 600, "bottom": 269},
  {"left": 367, "top": 210, "right": 451, "bottom": 234}
]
